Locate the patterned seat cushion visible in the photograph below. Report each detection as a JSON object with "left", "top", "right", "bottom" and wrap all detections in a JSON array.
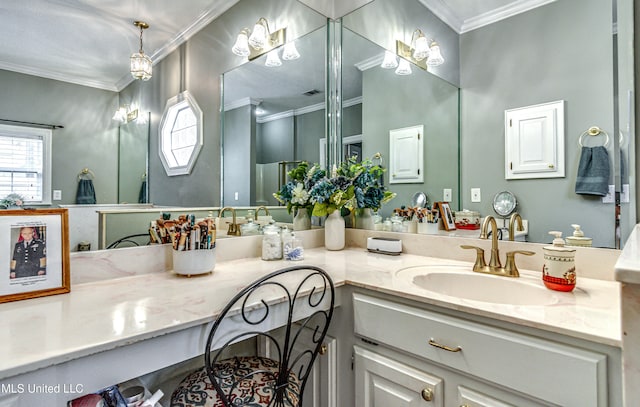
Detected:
[{"left": 170, "top": 356, "right": 301, "bottom": 407}]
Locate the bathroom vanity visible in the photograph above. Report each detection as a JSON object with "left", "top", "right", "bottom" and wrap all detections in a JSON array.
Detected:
[{"left": 0, "top": 231, "right": 622, "bottom": 406}]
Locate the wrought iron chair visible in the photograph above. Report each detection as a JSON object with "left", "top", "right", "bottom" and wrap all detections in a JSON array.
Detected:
[{"left": 170, "top": 265, "right": 335, "bottom": 407}]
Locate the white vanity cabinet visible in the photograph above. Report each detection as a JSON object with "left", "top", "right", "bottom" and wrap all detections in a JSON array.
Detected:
[{"left": 352, "top": 292, "right": 620, "bottom": 407}]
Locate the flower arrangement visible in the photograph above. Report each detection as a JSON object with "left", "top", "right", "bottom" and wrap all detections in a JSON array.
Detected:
[
  {"left": 0, "top": 193, "right": 25, "bottom": 209},
  {"left": 311, "top": 155, "right": 396, "bottom": 217},
  {"left": 273, "top": 162, "right": 327, "bottom": 214}
]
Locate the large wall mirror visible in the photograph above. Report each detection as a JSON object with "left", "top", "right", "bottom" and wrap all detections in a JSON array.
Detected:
[
  {"left": 340, "top": 0, "right": 633, "bottom": 248},
  {"left": 222, "top": 25, "right": 328, "bottom": 207}
]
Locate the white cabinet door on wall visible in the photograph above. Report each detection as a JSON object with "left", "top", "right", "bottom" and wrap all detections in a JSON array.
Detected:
[
  {"left": 505, "top": 100, "right": 565, "bottom": 179},
  {"left": 389, "top": 125, "right": 424, "bottom": 183},
  {"left": 354, "top": 346, "right": 443, "bottom": 407}
]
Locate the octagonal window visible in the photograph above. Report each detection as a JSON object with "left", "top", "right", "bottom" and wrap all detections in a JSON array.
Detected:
[{"left": 159, "top": 91, "right": 203, "bottom": 176}]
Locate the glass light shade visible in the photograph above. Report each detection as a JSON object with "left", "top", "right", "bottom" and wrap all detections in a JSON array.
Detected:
[
  {"left": 232, "top": 32, "right": 250, "bottom": 57},
  {"left": 248, "top": 23, "right": 267, "bottom": 50},
  {"left": 265, "top": 49, "right": 282, "bottom": 67},
  {"left": 427, "top": 43, "right": 444, "bottom": 66},
  {"left": 112, "top": 107, "right": 127, "bottom": 123},
  {"left": 282, "top": 42, "right": 300, "bottom": 60},
  {"left": 130, "top": 52, "right": 152, "bottom": 81},
  {"left": 395, "top": 58, "right": 412, "bottom": 75},
  {"left": 413, "top": 36, "right": 430, "bottom": 61},
  {"left": 380, "top": 50, "right": 398, "bottom": 69}
]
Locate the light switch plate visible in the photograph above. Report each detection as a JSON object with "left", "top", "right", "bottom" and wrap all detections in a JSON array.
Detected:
[
  {"left": 53, "top": 190, "right": 62, "bottom": 200},
  {"left": 471, "top": 188, "right": 481, "bottom": 202},
  {"left": 443, "top": 188, "right": 452, "bottom": 202},
  {"left": 602, "top": 185, "right": 615, "bottom": 203}
]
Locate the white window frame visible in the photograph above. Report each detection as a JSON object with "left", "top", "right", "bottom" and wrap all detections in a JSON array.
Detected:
[
  {"left": 0, "top": 123, "right": 52, "bottom": 205},
  {"left": 159, "top": 91, "right": 203, "bottom": 176}
]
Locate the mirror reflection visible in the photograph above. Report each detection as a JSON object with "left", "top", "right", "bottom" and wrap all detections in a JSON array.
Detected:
[
  {"left": 342, "top": 0, "right": 628, "bottom": 248},
  {"left": 222, "top": 26, "right": 327, "bottom": 207}
]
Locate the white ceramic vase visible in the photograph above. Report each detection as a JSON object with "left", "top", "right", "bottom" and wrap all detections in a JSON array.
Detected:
[
  {"left": 293, "top": 207, "right": 311, "bottom": 231},
  {"left": 324, "top": 210, "right": 345, "bottom": 250},
  {"left": 355, "top": 208, "right": 375, "bottom": 230}
]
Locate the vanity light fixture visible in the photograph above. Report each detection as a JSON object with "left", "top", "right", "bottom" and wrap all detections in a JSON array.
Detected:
[
  {"left": 231, "top": 17, "right": 287, "bottom": 62},
  {"left": 395, "top": 58, "right": 412, "bottom": 75},
  {"left": 112, "top": 105, "right": 138, "bottom": 124},
  {"left": 395, "top": 28, "right": 445, "bottom": 71},
  {"left": 281, "top": 42, "right": 301, "bottom": 60},
  {"left": 380, "top": 50, "right": 399, "bottom": 69},
  {"left": 265, "top": 49, "right": 282, "bottom": 67},
  {"left": 130, "top": 21, "right": 153, "bottom": 81}
]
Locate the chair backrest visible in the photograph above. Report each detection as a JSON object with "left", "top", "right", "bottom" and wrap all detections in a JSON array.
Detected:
[{"left": 204, "top": 265, "right": 335, "bottom": 407}]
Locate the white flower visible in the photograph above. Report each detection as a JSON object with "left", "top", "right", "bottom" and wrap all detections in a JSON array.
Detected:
[{"left": 291, "top": 183, "right": 310, "bottom": 206}]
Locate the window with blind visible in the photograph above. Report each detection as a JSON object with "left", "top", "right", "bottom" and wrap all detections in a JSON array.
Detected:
[{"left": 0, "top": 124, "right": 52, "bottom": 204}]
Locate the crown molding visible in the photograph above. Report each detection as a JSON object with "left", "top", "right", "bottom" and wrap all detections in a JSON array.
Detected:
[
  {"left": 0, "top": 61, "right": 118, "bottom": 92},
  {"left": 343, "top": 96, "right": 363, "bottom": 108},
  {"left": 418, "top": 0, "right": 557, "bottom": 34},
  {"left": 417, "top": 0, "right": 463, "bottom": 33},
  {"left": 223, "top": 97, "right": 261, "bottom": 112},
  {"left": 256, "top": 110, "right": 294, "bottom": 123},
  {"left": 460, "top": 0, "right": 558, "bottom": 33},
  {"left": 354, "top": 54, "right": 384, "bottom": 71}
]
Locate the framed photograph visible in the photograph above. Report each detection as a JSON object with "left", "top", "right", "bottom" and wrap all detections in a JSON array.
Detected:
[
  {"left": 0, "top": 209, "right": 70, "bottom": 303},
  {"left": 437, "top": 202, "right": 456, "bottom": 231}
]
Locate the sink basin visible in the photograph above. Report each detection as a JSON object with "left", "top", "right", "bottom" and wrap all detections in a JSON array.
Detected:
[{"left": 397, "top": 266, "right": 558, "bottom": 305}]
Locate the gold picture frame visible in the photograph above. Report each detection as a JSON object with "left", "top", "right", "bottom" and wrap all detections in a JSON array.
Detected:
[
  {"left": 437, "top": 202, "right": 456, "bottom": 231},
  {"left": 0, "top": 208, "right": 70, "bottom": 303}
]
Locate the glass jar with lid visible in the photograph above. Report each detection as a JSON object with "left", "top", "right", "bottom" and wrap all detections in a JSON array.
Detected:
[
  {"left": 261, "top": 222, "right": 282, "bottom": 260},
  {"left": 240, "top": 219, "right": 261, "bottom": 236}
]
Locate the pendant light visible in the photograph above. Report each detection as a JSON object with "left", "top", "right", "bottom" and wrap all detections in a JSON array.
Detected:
[{"left": 130, "top": 21, "right": 152, "bottom": 81}]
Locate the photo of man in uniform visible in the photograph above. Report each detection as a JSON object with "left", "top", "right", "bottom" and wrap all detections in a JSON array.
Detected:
[{"left": 10, "top": 226, "right": 46, "bottom": 279}]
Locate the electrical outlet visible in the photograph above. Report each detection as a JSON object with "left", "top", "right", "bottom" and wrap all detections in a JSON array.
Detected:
[
  {"left": 234, "top": 192, "right": 239, "bottom": 201},
  {"left": 471, "top": 188, "right": 481, "bottom": 203},
  {"left": 443, "top": 188, "right": 452, "bottom": 202},
  {"left": 53, "top": 190, "right": 62, "bottom": 200}
]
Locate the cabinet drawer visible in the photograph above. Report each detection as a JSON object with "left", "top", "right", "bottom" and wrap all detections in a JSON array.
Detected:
[{"left": 353, "top": 293, "right": 607, "bottom": 407}]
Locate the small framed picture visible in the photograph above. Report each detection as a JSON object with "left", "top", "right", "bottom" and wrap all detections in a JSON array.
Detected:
[
  {"left": 0, "top": 209, "right": 70, "bottom": 303},
  {"left": 438, "top": 202, "right": 456, "bottom": 231}
]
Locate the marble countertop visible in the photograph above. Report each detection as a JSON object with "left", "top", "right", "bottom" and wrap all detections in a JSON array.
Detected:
[{"left": 0, "top": 247, "right": 621, "bottom": 381}]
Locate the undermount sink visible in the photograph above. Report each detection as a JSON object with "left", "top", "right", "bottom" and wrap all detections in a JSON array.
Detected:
[{"left": 396, "top": 265, "right": 559, "bottom": 306}]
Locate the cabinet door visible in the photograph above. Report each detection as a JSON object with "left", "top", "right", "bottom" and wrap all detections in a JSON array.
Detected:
[
  {"left": 354, "top": 346, "right": 443, "bottom": 407},
  {"left": 389, "top": 125, "right": 424, "bottom": 184},
  {"left": 504, "top": 100, "right": 565, "bottom": 179},
  {"left": 259, "top": 329, "right": 337, "bottom": 407}
]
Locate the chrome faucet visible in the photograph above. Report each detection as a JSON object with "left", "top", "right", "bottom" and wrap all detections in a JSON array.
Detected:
[
  {"left": 508, "top": 213, "right": 524, "bottom": 241},
  {"left": 254, "top": 206, "right": 270, "bottom": 221},
  {"left": 219, "top": 207, "right": 240, "bottom": 236},
  {"left": 461, "top": 215, "right": 534, "bottom": 277}
]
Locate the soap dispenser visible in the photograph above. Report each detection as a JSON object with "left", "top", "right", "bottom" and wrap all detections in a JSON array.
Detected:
[
  {"left": 565, "top": 224, "right": 593, "bottom": 247},
  {"left": 542, "top": 231, "right": 577, "bottom": 292}
]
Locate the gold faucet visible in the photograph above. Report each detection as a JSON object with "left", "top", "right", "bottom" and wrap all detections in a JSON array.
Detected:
[
  {"left": 219, "top": 207, "right": 241, "bottom": 236},
  {"left": 254, "top": 206, "right": 270, "bottom": 221},
  {"left": 508, "top": 213, "right": 524, "bottom": 241},
  {"left": 461, "top": 215, "right": 534, "bottom": 277}
]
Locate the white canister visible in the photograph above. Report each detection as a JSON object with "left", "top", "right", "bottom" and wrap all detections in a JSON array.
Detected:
[
  {"left": 542, "top": 231, "right": 576, "bottom": 292},
  {"left": 173, "top": 249, "right": 216, "bottom": 276}
]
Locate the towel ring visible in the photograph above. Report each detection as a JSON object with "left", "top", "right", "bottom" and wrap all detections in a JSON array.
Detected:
[
  {"left": 77, "top": 168, "right": 95, "bottom": 181},
  {"left": 578, "top": 126, "right": 610, "bottom": 148}
]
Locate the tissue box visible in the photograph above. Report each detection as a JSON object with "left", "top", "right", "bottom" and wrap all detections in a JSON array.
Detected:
[
  {"left": 454, "top": 210, "right": 480, "bottom": 230},
  {"left": 367, "top": 237, "right": 402, "bottom": 255}
]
